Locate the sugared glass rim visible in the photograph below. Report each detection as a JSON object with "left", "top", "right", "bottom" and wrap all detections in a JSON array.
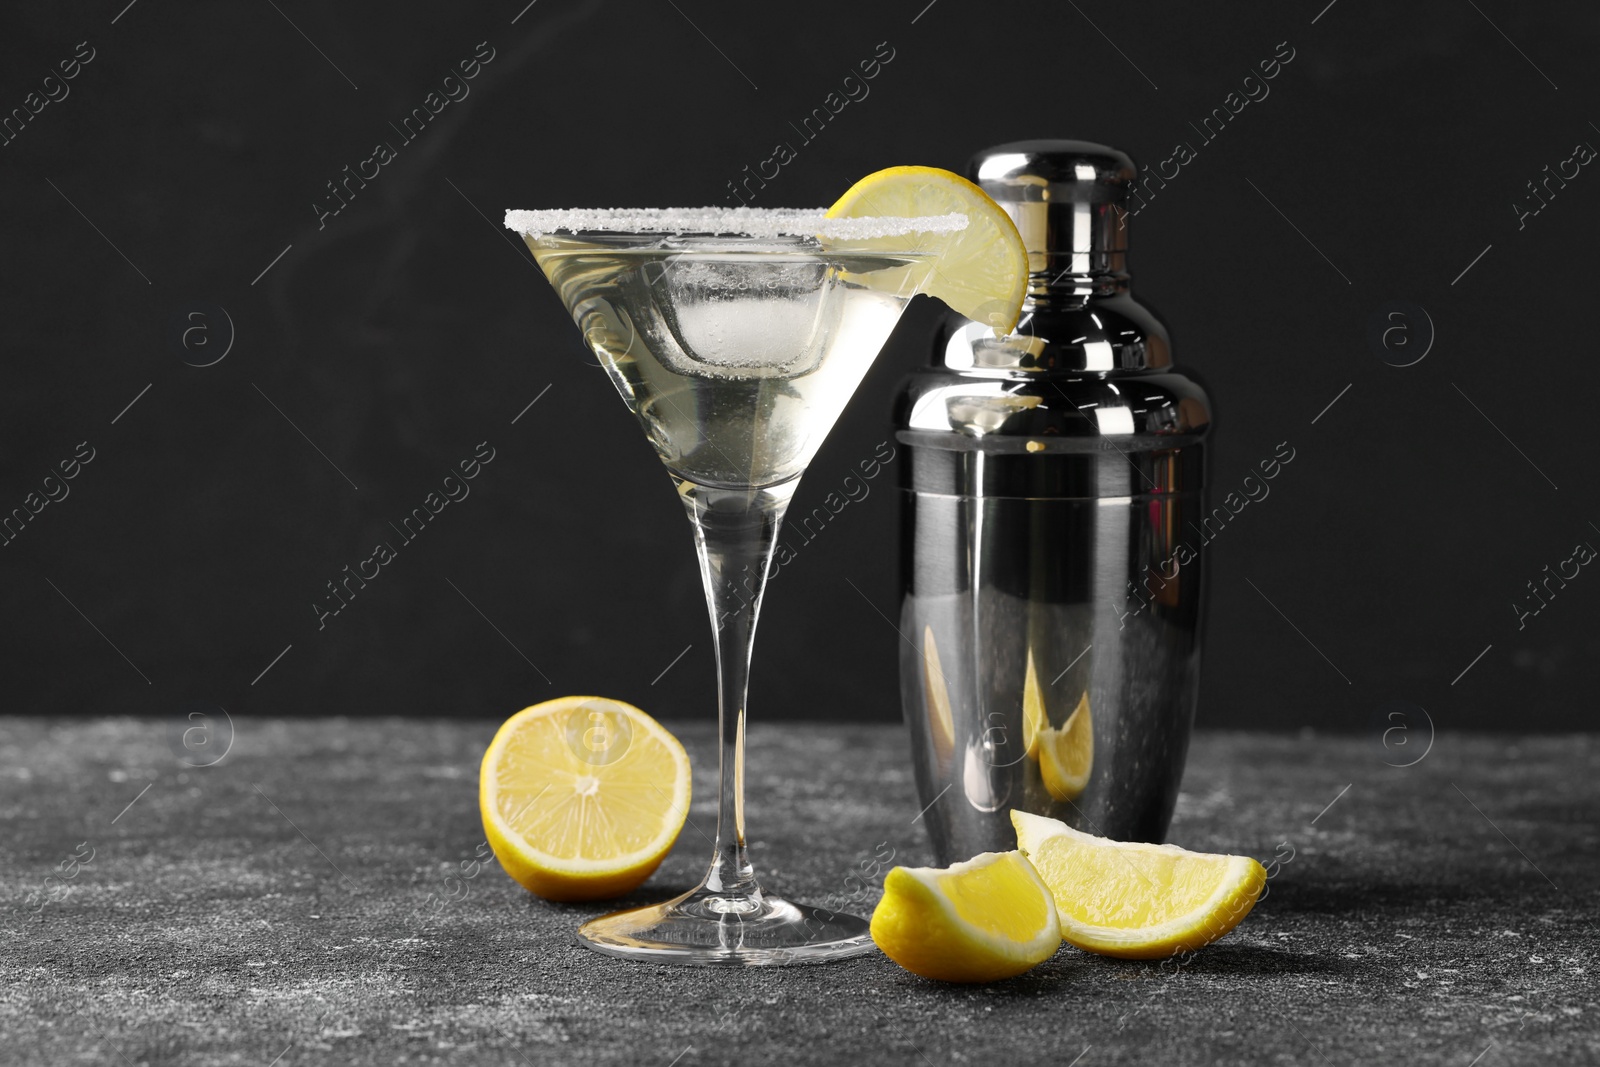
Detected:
[{"left": 504, "top": 207, "right": 967, "bottom": 240}]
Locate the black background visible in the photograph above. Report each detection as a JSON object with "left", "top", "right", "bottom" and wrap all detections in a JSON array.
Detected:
[{"left": 2, "top": 0, "right": 1595, "bottom": 731}]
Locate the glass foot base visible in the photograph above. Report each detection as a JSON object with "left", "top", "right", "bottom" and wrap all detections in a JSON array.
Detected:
[{"left": 577, "top": 888, "right": 874, "bottom": 966}]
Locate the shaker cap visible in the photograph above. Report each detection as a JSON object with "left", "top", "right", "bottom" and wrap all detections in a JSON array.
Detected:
[{"left": 967, "top": 140, "right": 1135, "bottom": 276}]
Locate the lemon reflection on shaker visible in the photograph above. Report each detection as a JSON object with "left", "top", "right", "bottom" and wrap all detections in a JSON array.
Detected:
[
  {"left": 1039, "top": 690, "right": 1093, "bottom": 800},
  {"left": 1021, "top": 648, "right": 1048, "bottom": 758},
  {"left": 922, "top": 625, "right": 955, "bottom": 768}
]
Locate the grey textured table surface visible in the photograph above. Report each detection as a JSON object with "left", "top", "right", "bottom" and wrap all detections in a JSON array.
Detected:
[{"left": 1, "top": 719, "right": 1595, "bottom": 1066}]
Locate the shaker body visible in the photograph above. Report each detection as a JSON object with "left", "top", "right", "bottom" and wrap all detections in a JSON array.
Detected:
[{"left": 898, "top": 431, "right": 1206, "bottom": 863}]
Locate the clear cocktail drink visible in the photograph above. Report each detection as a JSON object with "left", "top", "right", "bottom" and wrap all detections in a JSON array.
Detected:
[{"left": 508, "top": 208, "right": 962, "bottom": 964}]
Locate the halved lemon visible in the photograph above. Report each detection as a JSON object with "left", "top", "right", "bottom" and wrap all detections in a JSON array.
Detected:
[
  {"left": 870, "top": 851, "right": 1061, "bottom": 983},
  {"left": 479, "top": 696, "right": 691, "bottom": 902},
  {"left": 1012, "top": 810, "right": 1266, "bottom": 959},
  {"left": 826, "top": 166, "right": 1028, "bottom": 335},
  {"left": 1038, "top": 691, "right": 1092, "bottom": 800}
]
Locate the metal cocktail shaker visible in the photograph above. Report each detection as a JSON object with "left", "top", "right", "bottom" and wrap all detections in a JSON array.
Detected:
[{"left": 896, "top": 141, "right": 1213, "bottom": 864}]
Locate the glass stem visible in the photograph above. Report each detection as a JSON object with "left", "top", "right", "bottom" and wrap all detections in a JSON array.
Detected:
[{"left": 678, "top": 478, "right": 797, "bottom": 907}]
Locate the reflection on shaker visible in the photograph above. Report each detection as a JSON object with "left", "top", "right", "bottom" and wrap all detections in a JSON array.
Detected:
[
  {"left": 1039, "top": 692, "right": 1092, "bottom": 801},
  {"left": 963, "top": 741, "right": 1010, "bottom": 813},
  {"left": 1021, "top": 649, "right": 1047, "bottom": 759},
  {"left": 922, "top": 625, "right": 954, "bottom": 768}
]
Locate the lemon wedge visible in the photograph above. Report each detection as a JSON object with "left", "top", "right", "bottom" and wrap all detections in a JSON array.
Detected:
[
  {"left": 1038, "top": 691, "right": 1093, "bottom": 800},
  {"left": 480, "top": 696, "right": 691, "bottom": 902},
  {"left": 1012, "top": 810, "right": 1266, "bottom": 959},
  {"left": 870, "top": 851, "right": 1061, "bottom": 982},
  {"left": 826, "top": 165, "right": 1028, "bottom": 335}
]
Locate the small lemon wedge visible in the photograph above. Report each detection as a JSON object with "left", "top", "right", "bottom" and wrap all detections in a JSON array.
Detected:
[
  {"left": 480, "top": 696, "right": 691, "bottom": 902},
  {"left": 826, "top": 165, "right": 1028, "bottom": 335},
  {"left": 870, "top": 851, "right": 1061, "bottom": 983},
  {"left": 1012, "top": 810, "right": 1266, "bottom": 960},
  {"left": 1038, "top": 691, "right": 1093, "bottom": 800}
]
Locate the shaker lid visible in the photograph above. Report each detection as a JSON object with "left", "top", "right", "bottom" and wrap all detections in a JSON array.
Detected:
[{"left": 968, "top": 140, "right": 1135, "bottom": 276}]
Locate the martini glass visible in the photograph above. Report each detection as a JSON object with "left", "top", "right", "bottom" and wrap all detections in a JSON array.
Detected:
[{"left": 505, "top": 206, "right": 965, "bottom": 964}]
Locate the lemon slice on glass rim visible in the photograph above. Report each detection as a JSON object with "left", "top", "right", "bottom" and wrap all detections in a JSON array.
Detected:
[{"left": 825, "top": 165, "right": 1029, "bottom": 335}]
